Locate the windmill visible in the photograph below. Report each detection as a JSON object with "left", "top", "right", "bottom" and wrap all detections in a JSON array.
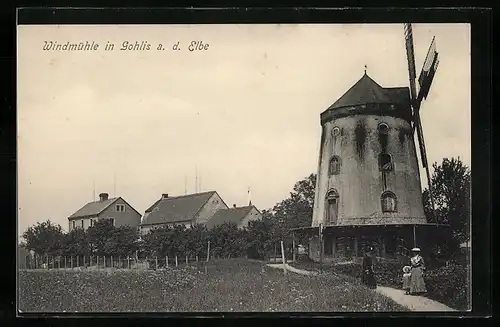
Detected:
[{"left": 403, "top": 23, "right": 440, "bottom": 223}]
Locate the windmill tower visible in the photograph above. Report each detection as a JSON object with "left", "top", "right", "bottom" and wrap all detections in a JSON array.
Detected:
[{"left": 306, "top": 24, "right": 441, "bottom": 261}]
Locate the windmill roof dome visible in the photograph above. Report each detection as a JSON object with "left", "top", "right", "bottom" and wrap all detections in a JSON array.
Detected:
[{"left": 327, "top": 73, "right": 411, "bottom": 111}]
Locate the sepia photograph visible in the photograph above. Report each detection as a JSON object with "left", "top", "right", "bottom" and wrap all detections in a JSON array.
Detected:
[{"left": 17, "top": 22, "right": 471, "bottom": 313}]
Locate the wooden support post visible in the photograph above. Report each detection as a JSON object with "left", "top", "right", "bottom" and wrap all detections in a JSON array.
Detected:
[
  {"left": 77, "top": 255, "right": 79, "bottom": 267},
  {"left": 166, "top": 256, "right": 169, "bottom": 268},
  {"left": 381, "top": 236, "right": 386, "bottom": 257},
  {"left": 354, "top": 235, "right": 359, "bottom": 258},
  {"left": 71, "top": 256, "right": 73, "bottom": 269},
  {"left": 186, "top": 255, "right": 188, "bottom": 265},
  {"left": 274, "top": 243, "right": 277, "bottom": 262},
  {"left": 97, "top": 255, "right": 99, "bottom": 268},
  {"left": 155, "top": 257, "right": 158, "bottom": 270},
  {"left": 196, "top": 255, "right": 199, "bottom": 263},
  {"left": 46, "top": 254, "right": 49, "bottom": 269},
  {"left": 104, "top": 256, "right": 106, "bottom": 268},
  {"left": 292, "top": 232, "right": 296, "bottom": 262},
  {"left": 280, "top": 240, "right": 287, "bottom": 276},
  {"left": 332, "top": 236, "right": 336, "bottom": 257},
  {"left": 206, "top": 241, "right": 210, "bottom": 262},
  {"left": 111, "top": 256, "right": 113, "bottom": 268},
  {"left": 64, "top": 256, "right": 66, "bottom": 270},
  {"left": 319, "top": 224, "right": 323, "bottom": 270},
  {"left": 128, "top": 256, "right": 130, "bottom": 269},
  {"left": 413, "top": 225, "right": 417, "bottom": 248},
  {"left": 175, "top": 256, "right": 178, "bottom": 267},
  {"left": 119, "top": 256, "right": 121, "bottom": 269}
]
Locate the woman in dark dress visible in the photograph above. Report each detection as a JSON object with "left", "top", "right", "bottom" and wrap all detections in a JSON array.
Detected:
[{"left": 361, "top": 246, "right": 377, "bottom": 289}]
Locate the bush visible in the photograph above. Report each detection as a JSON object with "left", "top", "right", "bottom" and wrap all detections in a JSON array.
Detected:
[{"left": 322, "top": 259, "right": 469, "bottom": 310}]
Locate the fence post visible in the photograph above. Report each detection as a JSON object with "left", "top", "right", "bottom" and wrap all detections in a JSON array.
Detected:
[
  {"left": 166, "top": 256, "right": 169, "bottom": 268},
  {"left": 128, "top": 256, "right": 130, "bottom": 269},
  {"left": 186, "top": 255, "right": 188, "bottom": 265},
  {"left": 111, "top": 256, "right": 113, "bottom": 268},
  {"left": 64, "top": 256, "right": 66, "bottom": 270},
  {"left": 104, "top": 256, "right": 106, "bottom": 268},
  {"left": 155, "top": 257, "right": 158, "bottom": 270},
  {"left": 280, "top": 240, "right": 287, "bottom": 276},
  {"left": 206, "top": 241, "right": 211, "bottom": 262},
  {"left": 175, "top": 256, "right": 178, "bottom": 267},
  {"left": 83, "top": 255, "right": 86, "bottom": 268},
  {"left": 196, "top": 255, "right": 198, "bottom": 263},
  {"left": 46, "top": 254, "right": 49, "bottom": 269},
  {"left": 97, "top": 255, "right": 99, "bottom": 269},
  {"left": 77, "top": 255, "right": 79, "bottom": 267},
  {"left": 71, "top": 256, "right": 73, "bottom": 269}
]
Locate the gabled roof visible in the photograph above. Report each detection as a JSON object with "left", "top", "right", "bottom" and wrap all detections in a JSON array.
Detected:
[
  {"left": 204, "top": 205, "right": 256, "bottom": 230},
  {"left": 141, "top": 191, "right": 217, "bottom": 226},
  {"left": 328, "top": 73, "right": 410, "bottom": 110},
  {"left": 68, "top": 197, "right": 119, "bottom": 219}
]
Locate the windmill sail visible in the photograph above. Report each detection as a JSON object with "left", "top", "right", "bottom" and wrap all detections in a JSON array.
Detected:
[
  {"left": 404, "top": 23, "right": 439, "bottom": 224},
  {"left": 418, "top": 37, "right": 439, "bottom": 101},
  {"left": 404, "top": 23, "right": 428, "bottom": 169}
]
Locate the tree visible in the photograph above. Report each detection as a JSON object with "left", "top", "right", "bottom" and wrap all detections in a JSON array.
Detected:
[
  {"left": 61, "top": 227, "right": 90, "bottom": 256},
  {"left": 86, "top": 219, "right": 115, "bottom": 256},
  {"left": 423, "top": 157, "right": 471, "bottom": 244},
  {"left": 265, "top": 173, "right": 317, "bottom": 245},
  {"left": 22, "top": 220, "right": 64, "bottom": 256},
  {"left": 103, "top": 226, "right": 139, "bottom": 257}
]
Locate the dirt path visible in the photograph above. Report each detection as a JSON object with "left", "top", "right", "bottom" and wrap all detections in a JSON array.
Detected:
[
  {"left": 266, "top": 263, "right": 456, "bottom": 312},
  {"left": 375, "top": 286, "right": 457, "bottom": 312}
]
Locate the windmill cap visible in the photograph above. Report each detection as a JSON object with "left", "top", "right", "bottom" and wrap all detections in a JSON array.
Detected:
[{"left": 411, "top": 247, "right": 421, "bottom": 252}]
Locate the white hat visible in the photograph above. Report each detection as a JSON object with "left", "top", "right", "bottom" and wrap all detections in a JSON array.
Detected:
[{"left": 411, "top": 247, "right": 421, "bottom": 252}]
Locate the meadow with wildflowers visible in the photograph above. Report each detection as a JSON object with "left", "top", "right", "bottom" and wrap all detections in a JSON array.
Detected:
[{"left": 19, "top": 259, "right": 406, "bottom": 312}]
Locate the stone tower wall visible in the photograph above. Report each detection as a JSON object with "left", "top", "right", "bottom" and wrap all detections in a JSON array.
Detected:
[{"left": 312, "top": 114, "right": 427, "bottom": 227}]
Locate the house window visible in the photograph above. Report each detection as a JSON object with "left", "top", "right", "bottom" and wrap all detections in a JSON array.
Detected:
[
  {"left": 329, "top": 156, "right": 341, "bottom": 175},
  {"left": 378, "top": 122, "right": 390, "bottom": 135},
  {"left": 332, "top": 127, "right": 340, "bottom": 137},
  {"left": 379, "top": 153, "right": 393, "bottom": 171},
  {"left": 116, "top": 204, "right": 125, "bottom": 212},
  {"left": 381, "top": 191, "right": 397, "bottom": 212}
]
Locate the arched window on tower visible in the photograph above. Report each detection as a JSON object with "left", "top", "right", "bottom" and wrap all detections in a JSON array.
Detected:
[
  {"left": 329, "top": 156, "right": 341, "bottom": 175},
  {"left": 378, "top": 122, "right": 389, "bottom": 135},
  {"left": 381, "top": 191, "right": 397, "bottom": 212},
  {"left": 326, "top": 189, "right": 339, "bottom": 224},
  {"left": 378, "top": 153, "right": 393, "bottom": 172}
]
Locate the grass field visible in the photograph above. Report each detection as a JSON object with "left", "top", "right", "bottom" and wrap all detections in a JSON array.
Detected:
[{"left": 18, "top": 259, "right": 408, "bottom": 312}]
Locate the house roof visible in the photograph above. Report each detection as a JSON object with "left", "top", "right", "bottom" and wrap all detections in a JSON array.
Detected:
[
  {"left": 327, "top": 73, "right": 411, "bottom": 110},
  {"left": 141, "top": 191, "right": 217, "bottom": 226},
  {"left": 68, "top": 197, "right": 119, "bottom": 219},
  {"left": 204, "top": 205, "right": 255, "bottom": 229}
]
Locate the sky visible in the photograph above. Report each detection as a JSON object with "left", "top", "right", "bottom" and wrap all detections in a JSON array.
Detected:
[{"left": 17, "top": 23, "right": 471, "bottom": 235}]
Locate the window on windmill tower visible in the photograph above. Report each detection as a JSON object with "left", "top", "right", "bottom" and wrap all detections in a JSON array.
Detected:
[
  {"left": 378, "top": 123, "right": 390, "bottom": 135},
  {"left": 381, "top": 192, "right": 397, "bottom": 212},
  {"left": 329, "top": 156, "right": 341, "bottom": 175},
  {"left": 332, "top": 127, "right": 340, "bottom": 137},
  {"left": 379, "top": 153, "right": 393, "bottom": 171}
]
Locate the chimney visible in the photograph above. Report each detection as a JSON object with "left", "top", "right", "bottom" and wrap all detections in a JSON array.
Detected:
[
  {"left": 162, "top": 193, "right": 169, "bottom": 199},
  {"left": 99, "top": 193, "right": 109, "bottom": 201},
  {"left": 233, "top": 204, "right": 236, "bottom": 208}
]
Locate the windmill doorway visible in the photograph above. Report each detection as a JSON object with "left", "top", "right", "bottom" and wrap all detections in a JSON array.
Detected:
[{"left": 326, "top": 189, "right": 339, "bottom": 225}]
